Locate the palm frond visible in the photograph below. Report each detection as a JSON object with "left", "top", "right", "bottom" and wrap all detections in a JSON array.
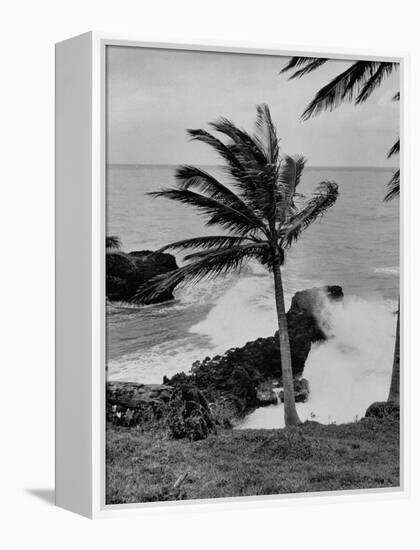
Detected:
[
  {"left": 187, "top": 128, "right": 242, "bottom": 170},
  {"left": 106, "top": 236, "right": 121, "bottom": 249},
  {"left": 210, "top": 117, "right": 267, "bottom": 165},
  {"left": 387, "top": 139, "right": 400, "bottom": 159},
  {"left": 254, "top": 104, "right": 280, "bottom": 164},
  {"left": 281, "top": 181, "right": 339, "bottom": 246},
  {"left": 276, "top": 155, "right": 306, "bottom": 220},
  {"left": 157, "top": 235, "right": 252, "bottom": 253},
  {"left": 148, "top": 188, "right": 267, "bottom": 236},
  {"left": 355, "top": 63, "right": 395, "bottom": 104},
  {"left": 209, "top": 116, "right": 279, "bottom": 213},
  {"left": 384, "top": 169, "right": 400, "bottom": 202},
  {"left": 176, "top": 165, "right": 235, "bottom": 199},
  {"left": 131, "top": 243, "right": 270, "bottom": 304},
  {"left": 182, "top": 241, "right": 266, "bottom": 261},
  {"left": 187, "top": 127, "right": 264, "bottom": 197},
  {"left": 280, "top": 57, "right": 328, "bottom": 78},
  {"left": 190, "top": 106, "right": 285, "bottom": 224},
  {"left": 301, "top": 61, "right": 397, "bottom": 120},
  {"left": 175, "top": 165, "right": 263, "bottom": 221}
]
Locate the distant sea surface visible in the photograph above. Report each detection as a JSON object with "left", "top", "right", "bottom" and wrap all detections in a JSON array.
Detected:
[{"left": 106, "top": 163, "right": 399, "bottom": 424}]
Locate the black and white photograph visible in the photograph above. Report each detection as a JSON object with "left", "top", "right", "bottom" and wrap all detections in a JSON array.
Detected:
[{"left": 104, "top": 45, "right": 400, "bottom": 505}]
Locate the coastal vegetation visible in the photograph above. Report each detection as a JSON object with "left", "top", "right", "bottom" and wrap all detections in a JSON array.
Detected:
[
  {"left": 106, "top": 415, "right": 399, "bottom": 504},
  {"left": 131, "top": 104, "right": 338, "bottom": 426}
]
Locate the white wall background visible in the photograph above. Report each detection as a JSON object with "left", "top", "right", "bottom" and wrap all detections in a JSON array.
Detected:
[{"left": 1, "top": 0, "right": 418, "bottom": 547}]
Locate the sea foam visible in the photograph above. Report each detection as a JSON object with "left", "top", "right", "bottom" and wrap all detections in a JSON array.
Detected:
[{"left": 239, "top": 294, "right": 396, "bottom": 429}]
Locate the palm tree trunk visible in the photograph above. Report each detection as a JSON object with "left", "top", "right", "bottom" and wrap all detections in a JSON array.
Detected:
[
  {"left": 387, "top": 301, "right": 400, "bottom": 405},
  {"left": 273, "top": 259, "right": 301, "bottom": 427}
]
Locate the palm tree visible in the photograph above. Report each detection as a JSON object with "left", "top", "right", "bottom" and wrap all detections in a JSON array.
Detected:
[
  {"left": 132, "top": 104, "right": 339, "bottom": 427},
  {"left": 387, "top": 299, "right": 400, "bottom": 405},
  {"left": 281, "top": 58, "right": 400, "bottom": 406},
  {"left": 384, "top": 131, "right": 400, "bottom": 405},
  {"left": 106, "top": 236, "right": 122, "bottom": 250},
  {"left": 384, "top": 135, "right": 400, "bottom": 202},
  {"left": 280, "top": 57, "right": 400, "bottom": 198},
  {"left": 280, "top": 58, "right": 398, "bottom": 118}
]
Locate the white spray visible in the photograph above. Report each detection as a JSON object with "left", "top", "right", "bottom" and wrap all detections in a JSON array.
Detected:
[{"left": 240, "top": 294, "right": 396, "bottom": 429}]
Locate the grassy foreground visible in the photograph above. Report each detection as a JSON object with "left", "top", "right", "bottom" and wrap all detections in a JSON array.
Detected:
[{"left": 106, "top": 416, "right": 399, "bottom": 504}]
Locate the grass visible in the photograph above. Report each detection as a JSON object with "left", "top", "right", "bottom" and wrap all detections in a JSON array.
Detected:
[{"left": 106, "top": 416, "right": 400, "bottom": 504}]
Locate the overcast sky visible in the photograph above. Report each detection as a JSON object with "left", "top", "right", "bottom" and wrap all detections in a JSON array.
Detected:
[{"left": 107, "top": 46, "right": 400, "bottom": 167}]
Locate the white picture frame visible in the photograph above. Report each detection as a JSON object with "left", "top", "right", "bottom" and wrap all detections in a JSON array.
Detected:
[{"left": 55, "top": 31, "right": 409, "bottom": 519}]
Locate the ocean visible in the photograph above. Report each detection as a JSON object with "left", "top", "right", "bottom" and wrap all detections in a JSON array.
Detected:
[{"left": 106, "top": 163, "right": 399, "bottom": 427}]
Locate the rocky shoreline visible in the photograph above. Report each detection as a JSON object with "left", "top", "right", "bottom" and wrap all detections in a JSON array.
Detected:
[
  {"left": 107, "top": 283, "right": 344, "bottom": 439},
  {"left": 106, "top": 245, "right": 179, "bottom": 304}
]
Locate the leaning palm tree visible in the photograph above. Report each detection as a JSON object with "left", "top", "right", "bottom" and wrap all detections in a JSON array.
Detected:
[
  {"left": 132, "top": 105, "right": 339, "bottom": 426},
  {"left": 280, "top": 58, "right": 398, "bottom": 120},
  {"left": 281, "top": 57, "right": 400, "bottom": 198},
  {"left": 385, "top": 128, "right": 401, "bottom": 405}
]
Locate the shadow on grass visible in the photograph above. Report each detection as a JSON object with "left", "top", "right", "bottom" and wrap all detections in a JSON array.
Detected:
[{"left": 25, "top": 488, "right": 55, "bottom": 505}]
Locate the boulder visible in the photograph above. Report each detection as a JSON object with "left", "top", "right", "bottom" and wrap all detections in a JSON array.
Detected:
[
  {"left": 286, "top": 285, "right": 343, "bottom": 374},
  {"left": 106, "top": 249, "right": 178, "bottom": 304},
  {"left": 365, "top": 401, "right": 400, "bottom": 419},
  {"left": 106, "top": 380, "right": 215, "bottom": 440},
  {"left": 106, "top": 382, "right": 175, "bottom": 426},
  {"left": 107, "top": 381, "right": 174, "bottom": 408}
]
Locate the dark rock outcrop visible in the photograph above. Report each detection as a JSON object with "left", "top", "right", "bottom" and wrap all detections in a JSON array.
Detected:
[
  {"left": 164, "top": 285, "right": 342, "bottom": 422},
  {"left": 106, "top": 381, "right": 215, "bottom": 440},
  {"left": 365, "top": 401, "right": 400, "bottom": 420},
  {"left": 106, "top": 249, "right": 178, "bottom": 304},
  {"left": 107, "top": 286, "right": 342, "bottom": 434},
  {"left": 106, "top": 382, "right": 174, "bottom": 426},
  {"left": 165, "top": 367, "right": 257, "bottom": 427},
  {"left": 287, "top": 285, "right": 343, "bottom": 374}
]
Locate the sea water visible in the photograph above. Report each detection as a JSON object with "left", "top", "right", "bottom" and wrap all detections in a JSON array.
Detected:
[{"left": 106, "top": 164, "right": 399, "bottom": 427}]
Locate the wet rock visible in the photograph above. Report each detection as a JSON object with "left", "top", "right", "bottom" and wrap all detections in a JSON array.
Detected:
[
  {"left": 106, "top": 248, "right": 178, "bottom": 304},
  {"left": 286, "top": 285, "right": 344, "bottom": 374}
]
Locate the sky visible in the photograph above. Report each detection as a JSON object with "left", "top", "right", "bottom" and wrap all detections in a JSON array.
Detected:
[{"left": 107, "top": 46, "right": 400, "bottom": 167}]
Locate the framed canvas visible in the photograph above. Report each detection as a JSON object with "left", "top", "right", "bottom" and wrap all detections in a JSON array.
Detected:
[{"left": 55, "top": 32, "right": 408, "bottom": 518}]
